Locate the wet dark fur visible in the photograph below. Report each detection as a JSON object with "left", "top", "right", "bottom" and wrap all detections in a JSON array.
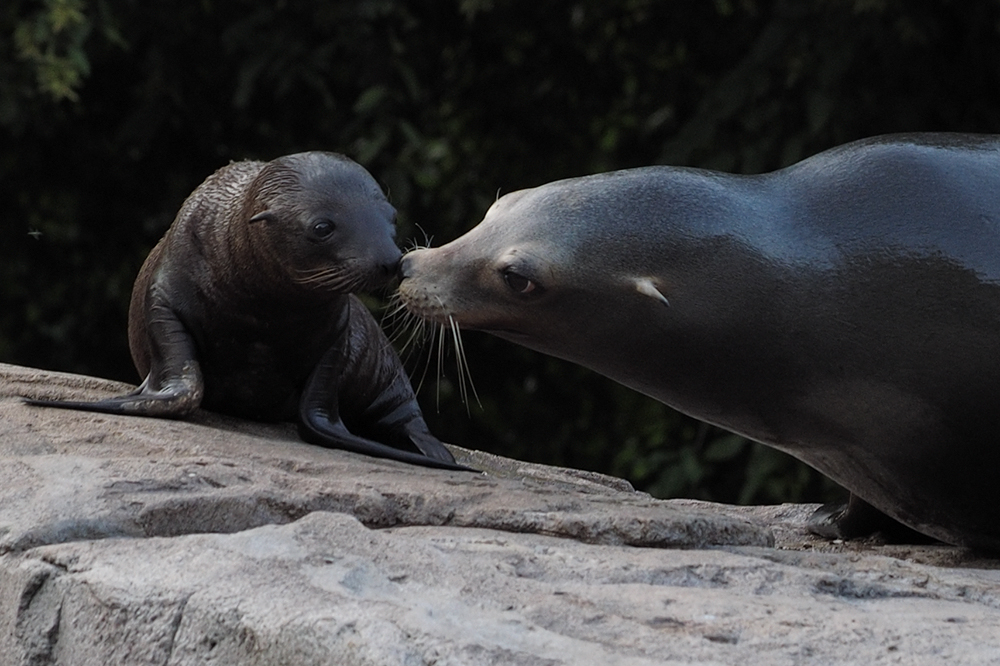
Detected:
[{"left": 28, "top": 152, "right": 471, "bottom": 471}]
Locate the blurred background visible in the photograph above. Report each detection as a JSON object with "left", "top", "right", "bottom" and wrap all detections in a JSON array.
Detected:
[{"left": 4, "top": 0, "right": 1000, "bottom": 505}]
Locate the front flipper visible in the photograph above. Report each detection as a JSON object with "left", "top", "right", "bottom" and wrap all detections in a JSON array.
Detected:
[
  {"left": 24, "top": 300, "right": 204, "bottom": 419},
  {"left": 298, "top": 349, "right": 477, "bottom": 472},
  {"left": 808, "top": 493, "right": 935, "bottom": 544},
  {"left": 298, "top": 409, "right": 476, "bottom": 471}
]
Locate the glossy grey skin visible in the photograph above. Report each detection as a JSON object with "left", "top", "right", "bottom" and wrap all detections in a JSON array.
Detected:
[
  {"left": 27, "top": 152, "right": 468, "bottom": 471},
  {"left": 399, "top": 133, "right": 1000, "bottom": 547}
]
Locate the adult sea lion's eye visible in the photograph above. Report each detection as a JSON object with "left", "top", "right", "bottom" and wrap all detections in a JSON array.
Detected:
[
  {"left": 312, "top": 219, "right": 335, "bottom": 239},
  {"left": 503, "top": 269, "right": 536, "bottom": 294}
]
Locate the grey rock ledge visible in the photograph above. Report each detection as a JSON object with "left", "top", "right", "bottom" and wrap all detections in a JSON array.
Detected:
[{"left": 1, "top": 363, "right": 998, "bottom": 665}]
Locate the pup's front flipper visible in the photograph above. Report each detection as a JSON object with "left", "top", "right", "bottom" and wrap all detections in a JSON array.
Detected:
[
  {"left": 24, "top": 303, "right": 204, "bottom": 418},
  {"left": 298, "top": 350, "right": 477, "bottom": 472}
]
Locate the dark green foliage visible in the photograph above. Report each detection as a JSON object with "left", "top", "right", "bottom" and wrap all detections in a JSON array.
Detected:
[{"left": 4, "top": 0, "right": 1000, "bottom": 504}]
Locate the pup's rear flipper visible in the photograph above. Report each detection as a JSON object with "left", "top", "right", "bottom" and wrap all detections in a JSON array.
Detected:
[{"left": 23, "top": 362, "right": 204, "bottom": 419}]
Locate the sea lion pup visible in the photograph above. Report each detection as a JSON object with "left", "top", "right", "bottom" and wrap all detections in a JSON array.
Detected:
[
  {"left": 398, "top": 133, "right": 1000, "bottom": 547},
  {"left": 27, "top": 152, "right": 470, "bottom": 471}
]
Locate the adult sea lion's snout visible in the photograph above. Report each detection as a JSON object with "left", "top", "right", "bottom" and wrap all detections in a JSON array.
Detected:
[
  {"left": 397, "top": 248, "right": 451, "bottom": 325},
  {"left": 398, "top": 247, "right": 435, "bottom": 281}
]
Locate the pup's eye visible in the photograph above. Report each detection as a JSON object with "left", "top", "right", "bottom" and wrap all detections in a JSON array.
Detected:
[
  {"left": 311, "top": 219, "right": 335, "bottom": 239},
  {"left": 503, "top": 269, "right": 536, "bottom": 294}
]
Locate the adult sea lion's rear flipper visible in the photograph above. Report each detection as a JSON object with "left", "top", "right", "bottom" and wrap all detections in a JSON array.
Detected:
[{"left": 808, "top": 494, "right": 936, "bottom": 544}]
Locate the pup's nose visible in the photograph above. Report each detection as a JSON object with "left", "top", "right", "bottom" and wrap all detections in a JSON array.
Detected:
[{"left": 380, "top": 259, "right": 399, "bottom": 279}]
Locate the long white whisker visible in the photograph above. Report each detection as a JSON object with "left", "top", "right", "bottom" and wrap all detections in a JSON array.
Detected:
[
  {"left": 448, "top": 315, "right": 467, "bottom": 409},
  {"left": 411, "top": 225, "right": 433, "bottom": 249},
  {"left": 388, "top": 285, "right": 480, "bottom": 413},
  {"left": 411, "top": 323, "right": 429, "bottom": 396},
  {"left": 452, "top": 316, "right": 481, "bottom": 409},
  {"left": 435, "top": 320, "right": 446, "bottom": 412},
  {"left": 398, "top": 314, "right": 428, "bottom": 364},
  {"left": 382, "top": 294, "right": 415, "bottom": 348}
]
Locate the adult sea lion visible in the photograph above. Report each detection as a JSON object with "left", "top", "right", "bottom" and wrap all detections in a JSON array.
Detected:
[
  {"left": 27, "top": 152, "right": 469, "bottom": 471},
  {"left": 398, "top": 133, "right": 1000, "bottom": 547}
]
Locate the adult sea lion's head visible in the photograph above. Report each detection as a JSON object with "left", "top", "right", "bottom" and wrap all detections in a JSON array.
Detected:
[{"left": 398, "top": 173, "right": 679, "bottom": 368}]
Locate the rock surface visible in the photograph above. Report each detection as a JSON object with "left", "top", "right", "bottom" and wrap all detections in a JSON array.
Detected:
[{"left": 1, "top": 362, "right": 999, "bottom": 665}]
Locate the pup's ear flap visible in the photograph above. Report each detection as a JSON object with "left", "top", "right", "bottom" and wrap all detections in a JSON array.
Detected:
[{"left": 249, "top": 210, "right": 277, "bottom": 224}]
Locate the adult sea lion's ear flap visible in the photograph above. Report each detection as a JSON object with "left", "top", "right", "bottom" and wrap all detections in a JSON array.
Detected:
[
  {"left": 248, "top": 210, "right": 277, "bottom": 224},
  {"left": 632, "top": 276, "right": 671, "bottom": 307}
]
